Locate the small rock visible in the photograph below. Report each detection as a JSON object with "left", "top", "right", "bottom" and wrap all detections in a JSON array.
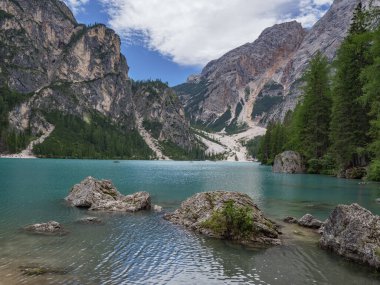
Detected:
[
  {"left": 77, "top": 217, "right": 103, "bottom": 224},
  {"left": 283, "top": 216, "right": 298, "bottom": 224},
  {"left": 320, "top": 203, "right": 380, "bottom": 269},
  {"left": 273, "top": 151, "right": 306, "bottom": 174},
  {"left": 153, "top": 205, "right": 163, "bottom": 212},
  {"left": 345, "top": 167, "right": 367, "bottom": 179},
  {"left": 65, "top": 177, "right": 151, "bottom": 212},
  {"left": 298, "top": 214, "right": 323, "bottom": 229},
  {"left": 376, "top": 198, "right": 380, "bottom": 204},
  {"left": 20, "top": 264, "right": 69, "bottom": 276},
  {"left": 23, "top": 221, "right": 68, "bottom": 236}
]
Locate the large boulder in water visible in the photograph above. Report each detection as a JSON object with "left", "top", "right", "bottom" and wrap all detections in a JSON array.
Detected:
[
  {"left": 164, "top": 191, "right": 281, "bottom": 246},
  {"left": 273, "top": 151, "right": 305, "bottom": 174},
  {"left": 319, "top": 203, "right": 380, "bottom": 269},
  {"left": 65, "top": 177, "right": 151, "bottom": 212}
]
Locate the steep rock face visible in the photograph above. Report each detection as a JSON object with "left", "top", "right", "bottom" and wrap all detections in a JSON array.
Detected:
[
  {"left": 176, "top": 21, "right": 306, "bottom": 128},
  {"left": 177, "top": 0, "right": 365, "bottom": 129},
  {"left": 1, "top": 0, "right": 134, "bottom": 134},
  {"left": 0, "top": 0, "right": 197, "bottom": 156},
  {"left": 320, "top": 203, "right": 380, "bottom": 269},
  {"left": 133, "top": 81, "right": 197, "bottom": 151},
  {"left": 266, "top": 0, "right": 366, "bottom": 122}
]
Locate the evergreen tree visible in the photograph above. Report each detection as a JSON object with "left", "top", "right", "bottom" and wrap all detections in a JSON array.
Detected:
[
  {"left": 361, "top": 27, "right": 380, "bottom": 180},
  {"left": 329, "top": 3, "right": 372, "bottom": 169},
  {"left": 297, "top": 52, "right": 331, "bottom": 160}
]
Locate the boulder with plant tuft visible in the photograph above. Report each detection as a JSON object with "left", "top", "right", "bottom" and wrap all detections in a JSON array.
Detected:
[{"left": 164, "top": 191, "right": 281, "bottom": 246}]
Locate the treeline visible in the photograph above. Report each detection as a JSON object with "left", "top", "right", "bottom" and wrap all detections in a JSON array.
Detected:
[
  {"left": 257, "top": 3, "right": 380, "bottom": 180},
  {"left": 34, "top": 112, "right": 154, "bottom": 160}
]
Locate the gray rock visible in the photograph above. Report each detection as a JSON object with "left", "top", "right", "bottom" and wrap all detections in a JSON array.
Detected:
[
  {"left": 20, "top": 264, "right": 69, "bottom": 276},
  {"left": 283, "top": 216, "right": 298, "bottom": 224},
  {"left": 153, "top": 205, "right": 163, "bottom": 212},
  {"left": 164, "top": 191, "right": 281, "bottom": 246},
  {"left": 65, "top": 177, "right": 151, "bottom": 212},
  {"left": 298, "top": 214, "right": 323, "bottom": 229},
  {"left": 77, "top": 216, "right": 103, "bottom": 225},
  {"left": 376, "top": 198, "right": 380, "bottom": 204},
  {"left": 273, "top": 151, "right": 306, "bottom": 174},
  {"left": 23, "top": 221, "right": 68, "bottom": 236},
  {"left": 319, "top": 203, "right": 380, "bottom": 269}
]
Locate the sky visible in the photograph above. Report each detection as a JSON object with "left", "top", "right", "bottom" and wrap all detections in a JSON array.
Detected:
[{"left": 63, "top": 0, "right": 333, "bottom": 86}]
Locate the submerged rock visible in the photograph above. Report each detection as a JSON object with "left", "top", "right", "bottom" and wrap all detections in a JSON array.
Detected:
[
  {"left": 319, "top": 203, "right": 380, "bottom": 269},
  {"left": 23, "top": 221, "right": 68, "bottom": 236},
  {"left": 153, "top": 205, "right": 163, "bottom": 212},
  {"left": 20, "top": 264, "right": 69, "bottom": 276},
  {"left": 298, "top": 214, "right": 323, "bottom": 229},
  {"left": 164, "top": 191, "right": 281, "bottom": 246},
  {"left": 273, "top": 151, "right": 305, "bottom": 174},
  {"left": 77, "top": 216, "right": 103, "bottom": 225},
  {"left": 283, "top": 216, "right": 298, "bottom": 224},
  {"left": 65, "top": 177, "right": 151, "bottom": 212}
]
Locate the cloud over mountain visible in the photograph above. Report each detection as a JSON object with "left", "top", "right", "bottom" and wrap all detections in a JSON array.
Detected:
[{"left": 70, "top": 0, "right": 333, "bottom": 66}]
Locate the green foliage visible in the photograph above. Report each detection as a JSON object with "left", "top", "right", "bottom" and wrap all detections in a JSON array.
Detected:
[
  {"left": 367, "top": 160, "right": 380, "bottom": 181},
  {"left": 33, "top": 112, "right": 153, "bottom": 159},
  {"left": 258, "top": 121, "right": 287, "bottom": 165},
  {"left": 307, "top": 155, "right": 336, "bottom": 175},
  {"left": 244, "top": 136, "right": 263, "bottom": 159},
  {"left": 209, "top": 107, "right": 232, "bottom": 132},
  {"left": 142, "top": 120, "right": 163, "bottom": 139},
  {"left": 297, "top": 52, "right": 332, "bottom": 159},
  {"left": 330, "top": 7, "right": 372, "bottom": 169},
  {"left": 132, "top": 79, "right": 169, "bottom": 95},
  {"left": 251, "top": 95, "right": 283, "bottom": 118},
  {"left": 225, "top": 122, "right": 248, "bottom": 135},
  {"left": 173, "top": 80, "right": 209, "bottom": 117},
  {"left": 160, "top": 140, "right": 206, "bottom": 161},
  {"left": 201, "top": 200, "right": 254, "bottom": 239},
  {"left": 361, "top": 27, "right": 380, "bottom": 163},
  {"left": 0, "top": 85, "right": 33, "bottom": 153},
  {"left": 0, "top": 10, "right": 14, "bottom": 21}
]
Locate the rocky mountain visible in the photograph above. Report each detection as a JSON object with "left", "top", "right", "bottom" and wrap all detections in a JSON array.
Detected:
[
  {"left": 175, "top": 0, "right": 369, "bottom": 129},
  {"left": 0, "top": 0, "right": 199, "bottom": 158}
]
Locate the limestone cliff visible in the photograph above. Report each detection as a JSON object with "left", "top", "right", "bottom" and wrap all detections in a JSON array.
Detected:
[
  {"left": 0, "top": 0, "right": 198, "bottom": 157},
  {"left": 176, "top": 0, "right": 368, "bottom": 129}
]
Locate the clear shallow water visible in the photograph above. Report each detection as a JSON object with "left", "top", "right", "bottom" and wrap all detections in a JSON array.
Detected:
[{"left": 1, "top": 159, "right": 380, "bottom": 284}]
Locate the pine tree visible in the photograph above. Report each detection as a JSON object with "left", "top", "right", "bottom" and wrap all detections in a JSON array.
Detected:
[
  {"left": 297, "top": 52, "right": 331, "bottom": 160},
  {"left": 329, "top": 3, "right": 372, "bottom": 170},
  {"left": 361, "top": 27, "right": 380, "bottom": 180}
]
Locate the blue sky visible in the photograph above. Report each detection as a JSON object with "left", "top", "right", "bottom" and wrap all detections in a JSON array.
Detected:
[{"left": 65, "top": 0, "right": 333, "bottom": 86}]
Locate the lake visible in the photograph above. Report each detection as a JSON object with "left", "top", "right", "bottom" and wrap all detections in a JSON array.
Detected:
[{"left": 1, "top": 159, "right": 380, "bottom": 284}]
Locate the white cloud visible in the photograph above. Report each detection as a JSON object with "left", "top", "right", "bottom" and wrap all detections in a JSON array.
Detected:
[
  {"left": 100, "top": 0, "right": 333, "bottom": 66},
  {"left": 63, "top": 0, "right": 89, "bottom": 14},
  {"left": 285, "top": 0, "right": 333, "bottom": 27}
]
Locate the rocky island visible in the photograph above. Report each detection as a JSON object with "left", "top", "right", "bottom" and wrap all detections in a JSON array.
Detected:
[
  {"left": 65, "top": 177, "right": 151, "bottom": 212},
  {"left": 164, "top": 191, "right": 281, "bottom": 246}
]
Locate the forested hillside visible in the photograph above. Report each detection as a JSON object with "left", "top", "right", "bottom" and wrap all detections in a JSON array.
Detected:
[{"left": 255, "top": 3, "right": 380, "bottom": 180}]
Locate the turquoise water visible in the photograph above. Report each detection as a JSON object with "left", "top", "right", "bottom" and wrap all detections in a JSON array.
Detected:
[{"left": 1, "top": 159, "right": 380, "bottom": 284}]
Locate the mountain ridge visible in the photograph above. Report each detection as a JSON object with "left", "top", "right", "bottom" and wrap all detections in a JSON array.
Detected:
[
  {"left": 176, "top": 0, "right": 368, "bottom": 129},
  {"left": 0, "top": 0, "right": 200, "bottom": 159}
]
